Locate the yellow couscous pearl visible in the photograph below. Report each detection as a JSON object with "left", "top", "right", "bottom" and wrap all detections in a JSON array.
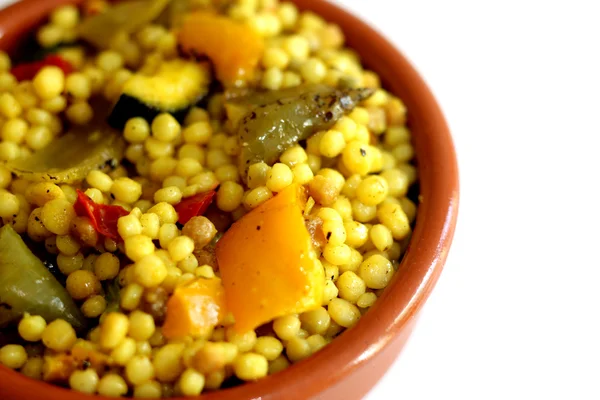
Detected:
[
  {"left": 214, "top": 164, "right": 239, "bottom": 183},
  {"left": 273, "top": 314, "right": 301, "bottom": 341},
  {"left": 317, "top": 207, "right": 342, "bottom": 223},
  {"left": 32, "top": 66, "right": 64, "bottom": 99},
  {"left": 0, "top": 51, "right": 10, "bottom": 71},
  {"left": 158, "top": 223, "right": 180, "bottom": 249},
  {"left": 0, "top": 344, "right": 27, "bottom": 369},
  {"left": 148, "top": 202, "right": 178, "bottom": 224},
  {"left": 128, "top": 311, "right": 156, "bottom": 341},
  {"left": 253, "top": 336, "right": 283, "bottom": 361},
  {"left": 357, "top": 175, "right": 388, "bottom": 206},
  {"left": 268, "top": 354, "right": 291, "bottom": 375},
  {"left": 266, "top": 163, "right": 293, "bottom": 192},
  {"left": 149, "top": 157, "right": 177, "bottom": 181},
  {"left": 18, "top": 314, "right": 47, "bottom": 342},
  {"left": 283, "top": 35, "right": 310, "bottom": 61},
  {"left": 120, "top": 283, "right": 144, "bottom": 311},
  {"left": 377, "top": 202, "right": 411, "bottom": 240},
  {"left": 0, "top": 141, "right": 20, "bottom": 161},
  {"left": 84, "top": 188, "right": 104, "bottom": 204},
  {"left": 261, "top": 67, "right": 283, "bottom": 90},
  {"left": 246, "top": 162, "right": 270, "bottom": 189},
  {"left": 179, "top": 368, "right": 205, "bottom": 396},
  {"left": 100, "top": 312, "right": 129, "bottom": 350},
  {"left": 0, "top": 165, "right": 11, "bottom": 189},
  {"left": 327, "top": 298, "right": 361, "bottom": 328},
  {"left": 50, "top": 5, "right": 79, "bottom": 28},
  {"left": 40, "top": 198, "right": 75, "bottom": 235},
  {"left": 0, "top": 94, "right": 22, "bottom": 121},
  {"left": 233, "top": 353, "right": 268, "bottom": 381},
  {"left": 285, "top": 337, "right": 311, "bottom": 362},
  {"left": 140, "top": 213, "right": 160, "bottom": 239},
  {"left": 167, "top": 235, "right": 194, "bottom": 263},
  {"left": 2, "top": 118, "right": 27, "bottom": 143},
  {"left": 152, "top": 113, "right": 181, "bottom": 142},
  {"left": 322, "top": 219, "right": 346, "bottom": 246},
  {"left": 280, "top": 145, "right": 308, "bottom": 167},
  {"left": 154, "top": 186, "right": 183, "bottom": 205},
  {"left": 97, "top": 50, "right": 124, "bottom": 73},
  {"left": 25, "top": 125, "right": 53, "bottom": 150},
  {"left": 20, "top": 356, "right": 43, "bottom": 379},
  {"left": 125, "top": 234, "right": 155, "bottom": 262},
  {"left": 0, "top": 190, "right": 19, "bottom": 219},
  {"left": 243, "top": 186, "right": 273, "bottom": 209},
  {"left": 116, "top": 214, "right": 142, "bottom": 239},
  {"left": 182, "top": 121, "right": 212, "bottom": 144},
  {"left": 319, "top": 129, "right": 345, "bottom": 158},
  {"left": 359, "top": 254, "right": 394, "bottom": 289},
  {"left": 42, "top": 319, "right": 77, "bottom": 351},
  {"left": 300, "top": 58, "right": 327, "bottom": 83},
  {"left": 134, "top": 254, "right": 168, "bottom": 288},
  {"left": 69, "top": 369, "right": 99, "bottom": 394},
  {"left": 381, "top": 168, "right": 409, "bottom": 197},
  {"left": 322, "top": 280, "right": 339, "bottom": 306},
  {"left": 336, "top": 271, "right": 366, "bottom": 303},
  {"left": 65, "top": 73, "right": 91, "bottom": 99},
  {"left": 124, "top": 117, "right": 150, "bottom": 143},
  {"left": 110, "top": 337, "right": 137, "bottom": 366},
  {"left": 300, "top": 307, "right": 331, "bottom": 335},
  {"left": 369, "top": 224, "right": 393, "bottom": 252},
  {"left": 85, "top": 170, "right": 113, "bottom": 193},
  {"left": 216, "top": 181, "right": 244, "bottom": 212},
  {"left": 322, "top": 243, "right": 352, "bottom": 265},
  {"left": 351, "top": 199, "right": 377, "bottom": 223},
  {"left": 94, "top": 252, "right": 121, "bottom": 280},
  {"left": 175, "top": 158, "right": 202, "bottom": 178},
  {"left": 111, "top": 177, "right": 142, "bottom": 204},
  {"left": 65, "top": 101, "right": 93, "bottom": 125},
  {"left": 81, "top": 295, "right": 107, "bottom": 318},
  {"left": 153, "top": 343, "right": 185, "bottom": 382},
  {"left": 57, "top": 252, "right": 84, "bottom": 274},
  {"left": 97, "top": 373, "right": 128, "bottom": 397},
  {"left": 126, "top": 355, "right": 155, "bottom": 385},
  {"left": 134, "top": 381, "right": 162, "bottom": 398},
  {"left": 262, "top": 47, "right": 290, "bottom": 69},
  {"left": 25, "top": 107, "right": 53, "bottom": 126},
  {"left": 163, "top": 176, "right": 187, "bottom": 190},
  {"left": 66, "top": 269, "right": 101, "bottom": 300},
  {"left": 342, "top": 140, "right": 371, "bottom": 176},
  {"left": 357, "top": 292, "right": 378, "bottom": 308},
  {"left": 225, "top": 327, "right": 257, "bottom": 352}
]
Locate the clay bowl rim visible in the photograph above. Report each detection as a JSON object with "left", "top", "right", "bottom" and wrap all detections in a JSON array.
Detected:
[{"left": 0, "top": 0, "right": 459, "bottom": 399}]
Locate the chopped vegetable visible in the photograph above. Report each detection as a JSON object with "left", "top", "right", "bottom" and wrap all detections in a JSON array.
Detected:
[
  {"left": 43, "top": 343, "right": 109, "bottom": 382},
  {"left": 10, "top": 54, "right": 74, "bottom": 81},
  {"left": 216, "top": 183, "right": 324, "bottom": 333},
  {"left": 174, "top": 190, "right": 217, "bottom": 224},
  {"left": 108, "top": 59, "right": 211, "bottom": 129},
  {"left": 78, "top": 0, "right": 172, "bottom": 49},
  {"left": 162, "top": 277, "right": 226, "bottom": 339},
  {"left": 7, "top": 123, "right": 125, "bottom": 184},
  {"left": 233, "top": 84, "right": 374, "bottom": 174},
  {"left": 0, "top": 225, "right": 86, "bottom": 330},
  {"left": 74, "top": 190, "right": 130, "bottom": 241},
  {"left": 178, "top": 11, "right": 264, "bottom": 85}
]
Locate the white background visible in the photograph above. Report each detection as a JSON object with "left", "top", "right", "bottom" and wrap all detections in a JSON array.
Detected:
[{"left": 2, "top": 0, "right": 600, "bottom": 399}]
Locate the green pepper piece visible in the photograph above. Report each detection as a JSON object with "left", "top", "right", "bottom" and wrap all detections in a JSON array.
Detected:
[
  {"left": 7, "top": 124, "right": 125, "bottom": 184},
  {"left": 234, "top": 84, "right": 374, "bottom": 174},
  {"left": 78, "top": 0, "right": 173, "bottom": 49},
  {"left": 0, "top": 225, "right": 86, "bottom": 330}
]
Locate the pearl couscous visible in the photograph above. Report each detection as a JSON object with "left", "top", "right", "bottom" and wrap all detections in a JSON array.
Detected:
[{"left": 0, "top": 0, "right": 418, "bottom": 397}]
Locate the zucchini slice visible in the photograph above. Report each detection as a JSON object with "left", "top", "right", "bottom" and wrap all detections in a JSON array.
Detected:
[{"left": 108, "top": 59, "right": 210, "bottom": 129}]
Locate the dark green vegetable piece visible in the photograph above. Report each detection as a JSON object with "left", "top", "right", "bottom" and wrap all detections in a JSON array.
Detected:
[
  {"left": 0, "top": 225, "right": 86, "bottom": 330},
  {"left": 233, "top": 84, "right": 374, "bottom": 173},
  {"left": 107, "top": 59, "right": 210, "bottom": 129},
  {"left": 7, "top": 124, "right": 125, "bottom": 184}
]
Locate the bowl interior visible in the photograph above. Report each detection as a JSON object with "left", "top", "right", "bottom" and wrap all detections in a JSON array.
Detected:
[{"left": 0, "top": 1, "right": 459, "bottom": 399}]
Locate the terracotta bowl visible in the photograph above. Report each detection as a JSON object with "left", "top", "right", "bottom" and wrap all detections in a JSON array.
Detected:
[{"left": 0, "top": 1, "right": 459, "bottom": 399}]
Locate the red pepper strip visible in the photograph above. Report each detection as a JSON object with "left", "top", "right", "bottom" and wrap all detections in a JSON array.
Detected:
[
  {"left": 10, "top": 55, "right": 74, "bottom": 82},
  {"left": 175, "top": 190, "right": 217, "bottom": 225},
  {"left": 74, "top": 189, "right": 129, "bottom": 241}
]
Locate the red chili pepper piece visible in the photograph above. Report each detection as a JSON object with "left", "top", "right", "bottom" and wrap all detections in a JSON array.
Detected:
[
  {"left": 175, "top": 190, "right": 217, "bottom": 225},
  {"left": 11, "top": 55, "right": 74, "bottom": 82},
  {"left": 74, "top": 189, "right": 129, "bottom": 240}
]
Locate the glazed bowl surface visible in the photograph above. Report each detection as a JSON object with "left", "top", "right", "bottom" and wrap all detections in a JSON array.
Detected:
[{"left": 0, "top": 1, "right": 459, "bottom": 399}]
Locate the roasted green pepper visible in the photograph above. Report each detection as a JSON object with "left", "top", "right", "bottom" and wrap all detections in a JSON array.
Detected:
[
  {"left": 78, "top": 0, "right": 172, "bottom": 49},
  {"left": 0, "top": 225, "right": 86, "bottom": 330},
  {"left": 7, "top": 124, "right": 125, "bottom": 184},
  {"left": 232, "top": 84, "right": 374, "bottom": 173}
]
